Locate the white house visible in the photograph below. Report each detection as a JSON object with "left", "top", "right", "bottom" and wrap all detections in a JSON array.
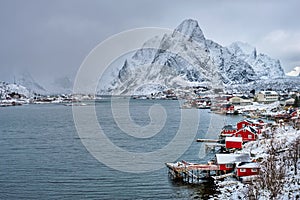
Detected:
[
  {"left": 229, "top": 96, "right": 253, "bottom": 106},
  {"left": 256, "top": 91, "right": 278, "bottom": 103}
]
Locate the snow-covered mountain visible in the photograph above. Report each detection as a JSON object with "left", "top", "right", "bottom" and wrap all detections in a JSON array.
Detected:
[
  {"left": 14, "top": 71, "right": 73, "bottom": 95},
  {"left": 226, "top": 76, "right": 300, "bottom": 93},
  {"left": 47, "top": 76, "right": 73, "bottom": 94},
  {"left": 100, "top": 19, "right": 286, "bottom": 95},
  {"left": 16, "top": 71, "right": 46, "bottom": 94},
  {"left": 228, "top": 41, "right": 285, "bottom": 79},
  {"left": 0, "top": 81, "right": 30, "bottom": 98}
]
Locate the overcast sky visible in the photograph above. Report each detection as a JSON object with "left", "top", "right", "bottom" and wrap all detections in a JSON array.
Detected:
[{"left": 1, "top": 0, "right": 300, "bottom": 84}]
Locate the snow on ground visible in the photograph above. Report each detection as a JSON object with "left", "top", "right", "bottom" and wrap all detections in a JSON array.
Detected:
[
  {"left": 211, "top": 127, "right": 300, "bottom": 200},
  {"left": 235, "top": 101, "right": 280, "bottom": 112}
]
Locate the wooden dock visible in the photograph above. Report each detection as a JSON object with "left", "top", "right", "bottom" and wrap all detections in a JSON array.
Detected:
[
  {"left": 165, "top": 161, "right": 219, "bottom": 183},
  {"left": 196, "top": 139, "right": 220, "bottom": 143}
]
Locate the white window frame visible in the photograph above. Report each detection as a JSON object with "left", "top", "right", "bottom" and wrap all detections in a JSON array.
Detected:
[
  {"left": 251, "top": 168, "right": 258, "bottom": 172},
  {"left": 240, "top": 168, "right": 246, "bottom": 172},
  {"left": 226, "top": 164, "right": 233, "bottom": 168}
]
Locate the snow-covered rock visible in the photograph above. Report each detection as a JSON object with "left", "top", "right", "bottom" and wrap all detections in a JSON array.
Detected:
[
  {"left": 228, "top": 41, "right": 285, "bottom": 79},
  {"left": 100, "top": 19, "right": 286, "bottom": 95},
  {"left": 0, "top": 81, "right": 31, "bottom": 98}
]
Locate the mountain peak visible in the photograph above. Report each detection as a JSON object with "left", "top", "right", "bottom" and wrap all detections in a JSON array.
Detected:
[
  {"left": 173, "top": 19, "right": 205, "bottom": 43},
  {"left": 100, "top": 19, "right": 286, "bottom": 95}
]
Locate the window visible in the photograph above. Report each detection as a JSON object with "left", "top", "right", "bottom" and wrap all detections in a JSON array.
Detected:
[
  {"left": 238, "top": 134, "right": 242, "bottom": 137},
  {"left": 248, "top": 135, "right": 252, "bottom": 139},
  {"left": 240, "top": 168, "right": 246, "bottom": 172},
  {"left": 226, "top": 164, "right": 233, "bottom": 168},
  {"left": 251, "top": 169, "right": 257, "bottom": 172}
]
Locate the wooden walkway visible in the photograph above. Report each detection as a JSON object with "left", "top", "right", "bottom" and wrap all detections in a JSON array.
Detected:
[{"left": 165, "top": 161, "right": 220, "bottom": 183}]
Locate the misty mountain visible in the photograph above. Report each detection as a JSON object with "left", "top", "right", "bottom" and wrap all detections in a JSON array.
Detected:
[
  {"left": 16, "top": 71, "right": 46, "bottom": 94},
  {"left": 48, "top": 76, "right": 73, "bottom": 94},
  {"left": 227, "top": 41, "right": 285, "bottom": 79},
  {"left": 15, "top": 71, "right": 73, "bottom": 95},
  {"left": 100, "top": 19, "right": 285, "bottom": 95}
]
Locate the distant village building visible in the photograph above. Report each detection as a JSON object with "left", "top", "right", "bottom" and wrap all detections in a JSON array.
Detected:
[
  {"left": 221, "top": 104, "right": 235, "bottom": 114},
  {"left": 229, "top": 96, "right": 252, "bottom": 106},
  {"left": 256, "top": 91, "right": 279, "bottom": 103},
  {"left": 285, "top": 98, "right": 295, "bottom": 106}
]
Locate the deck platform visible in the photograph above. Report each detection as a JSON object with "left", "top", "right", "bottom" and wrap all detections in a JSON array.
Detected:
[{"left": 165, "top": 161, "right": 219, "bottom": 183}]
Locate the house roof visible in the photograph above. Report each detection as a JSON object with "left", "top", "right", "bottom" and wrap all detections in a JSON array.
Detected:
[
  {"left": 259, "top": 91, "right": 278, "bottom": 95},
  {"left": 239, "top": 119, "right": 264, "bottom": 125},
  {"left": 225, "top": 137, "right": 243, "bottom": 142},
  {"left": 236, "top": 126, "right": 258, "bottom": 134},
  {"left": 237, "top": 162, "right": 260, "bottom": 169},
  {"left": 222, "top": 125, "right": 237, "bottom": 130},
  {"left": 216, "top": 153, "right": 250, "bottom": 164}
]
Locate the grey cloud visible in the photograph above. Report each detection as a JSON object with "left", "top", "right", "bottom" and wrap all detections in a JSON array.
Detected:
[{"left": 0, "top": 0, "right": 299, "bottom": 84}]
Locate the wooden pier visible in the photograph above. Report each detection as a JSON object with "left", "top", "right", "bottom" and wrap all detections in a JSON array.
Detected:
[
  {"left": 165, "top": 161, "right": 219, "bottom": 183},
  {"left": 196, "top": 139, "right": 220, "bottom": 143}
]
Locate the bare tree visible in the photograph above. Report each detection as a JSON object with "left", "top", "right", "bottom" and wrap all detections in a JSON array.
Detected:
[
  {"left": 289, "top": 136, "right": 300, "bottom": 175},
  {"left": 259, "top": 137, "right": 286, "bottom": 199},
  {"left": 245, "top": 182, "right": 259, "bottom": 200}
]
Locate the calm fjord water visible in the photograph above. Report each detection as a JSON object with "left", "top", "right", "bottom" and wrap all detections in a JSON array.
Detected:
[{"left": 0, "top": 99, "right": 241, "bottom": 199}]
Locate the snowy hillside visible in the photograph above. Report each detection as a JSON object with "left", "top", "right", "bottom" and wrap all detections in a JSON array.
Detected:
[
  {"left": 215, "top": 127, "right": 299, "bottom": 200},
  {"left": 99, "top": 19, "right": 285, "bottom": 95},
  {"left": 14, "top": 71, "right": 73, "bottom": 95},
  {"left": 16, "top": 71, "right": 46, "bottom": 94},
  {"left": 0, "top": 81, "right": 31, "bottom": 98},
  {"left": 227, "top": 76, "right": 300, "bottom": 93}
]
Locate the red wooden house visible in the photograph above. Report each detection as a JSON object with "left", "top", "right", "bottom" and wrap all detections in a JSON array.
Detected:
[
  {"left": 236, "top": 119, "right": 265, "bottom": 132},
  {"left": 220, "top": 125, "right": 237, "bottom": 137},
  {"left": 216, "top": 153, "right": 250, "bottom": 173},
  {"left": 234, "top": 126, "right": 258, "bottom": 142},
  {"left": 291, "top": 110, "right": 299, "bottom": 118},
  {"left": 225, "top": 137, "right": 243, "bottom": 149},
  {"left": 236, "top": 162, "right": 260, "bottom": 177},
  {"left": 220, "top": 104, "right": 235, "bottom": 114}
]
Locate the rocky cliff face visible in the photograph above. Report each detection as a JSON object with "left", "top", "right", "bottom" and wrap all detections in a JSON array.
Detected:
[
  {"left": 227, "top": 41, "right": 285, "bottom": 79},
  {"left": 101, "top": 19, "right": 285, "bottom": 95}
]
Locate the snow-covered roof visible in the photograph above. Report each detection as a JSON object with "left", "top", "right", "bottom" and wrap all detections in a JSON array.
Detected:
[
  {"left": 237, "top": 162, "right": 260, "bottom": 169},
  {"left": 216, "top": 153, "right": 250, "bottom": 164},
  {"left": 225, "top": 137, "right": 243, "bottom": 142},
  {"left": 259, "top": 91, "right": 278, "bottom": 95},
  {"left": 245, "top": 119, "right": 264, "bottom": 125},
  {"left": 236, "top": 126, "right": 258, "bottom": 134},
  {"left": 222, "top": 125, "right": 237, "bottom": 130}
]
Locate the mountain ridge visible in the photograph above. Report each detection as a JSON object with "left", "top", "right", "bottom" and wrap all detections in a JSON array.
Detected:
[{"left": 99, "top": 19, "right": 285, "bottom": 95}]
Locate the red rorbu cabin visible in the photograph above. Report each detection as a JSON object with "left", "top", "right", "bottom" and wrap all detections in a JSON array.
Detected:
[
  {"left": 216, "top": 153, "right": 250, "bottom": 172},
  {"left": 234, "top": 126, "right": 258, "bottom": 142},
  {"left": 220, "top": 125, "right": 237, "bottom": 137},
  {"left": 221, "top": 104, "right": 235, "bottom": 114},
  {"left": 225, "top": 137, "right": 243, "bottom": 149},
  {"left": 236, "top": 162, "right": 260, "bottom": 177},
  {"left": 236, "top": 119, "right": 265, "bottom": 131}
]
